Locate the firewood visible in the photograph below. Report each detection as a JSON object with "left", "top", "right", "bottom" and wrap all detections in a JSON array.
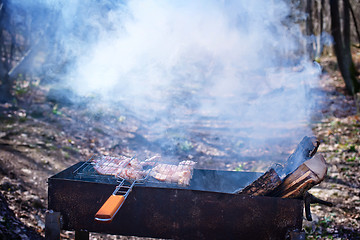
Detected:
[
  {"left": 234, "top": 168, "right": 282, "bottom": 196},
  {"left": 234, "top": 136, "right": 322, "bottom": 197},
  {"left": 270, "top": 153, "right": 327, "bottom": 198},
  {"left": 280, "top": 136, "right": 320, "bottom": 178}
]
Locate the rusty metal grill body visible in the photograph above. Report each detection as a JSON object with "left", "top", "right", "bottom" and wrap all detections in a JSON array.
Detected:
[{"left": 48, "top": 162, "right": 304, "bottom": 240}]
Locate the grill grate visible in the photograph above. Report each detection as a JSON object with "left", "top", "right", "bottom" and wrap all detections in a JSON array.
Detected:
[
  {"left": 73, "top": 155, "right": 196, "bottom": 186},
  {"left": 73, "top": 155, "right": 154, "bottom": 183}
]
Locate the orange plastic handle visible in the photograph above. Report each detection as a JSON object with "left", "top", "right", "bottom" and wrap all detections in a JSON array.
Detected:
[{"left": 95, "top": 195, "right": 125, "bottom": 222}]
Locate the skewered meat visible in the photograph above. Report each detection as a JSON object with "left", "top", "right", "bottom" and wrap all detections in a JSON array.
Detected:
[{"left": 150, "top": 160, "right": 196, "bottom": 186}]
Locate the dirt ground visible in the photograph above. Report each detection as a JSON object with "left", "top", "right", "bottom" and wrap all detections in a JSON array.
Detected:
[{"left": 0, "top": 49, "right": 360, "bottom": 239}]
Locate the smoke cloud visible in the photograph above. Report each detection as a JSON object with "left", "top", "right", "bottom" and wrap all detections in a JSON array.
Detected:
[{"left": 9, "top": 0, "right": 322, "bottom": 167}]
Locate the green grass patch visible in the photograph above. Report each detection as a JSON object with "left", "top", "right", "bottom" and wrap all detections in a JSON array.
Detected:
[
  {"left": 346, "top": 156, "right": 356, "bottom": 162},
  {"left": 52, "top": 104, "right": 62, "bottom": 116},
  {"left": 62, "top": 145, "right": 79, "bottom": 154},
  {"left": 178, "top": 140, "right": 193, "bottom": 152},
  {"left": 348, "top": 145, "right": 357, "bottom": 152}
]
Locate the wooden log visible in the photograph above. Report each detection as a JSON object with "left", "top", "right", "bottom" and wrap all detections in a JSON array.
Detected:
[
  {"left": 280, "top": 136, "right": 320, "bottom": 178},
  {"left": 234, "top": 136, "right": 322, "bottom": 197},
  {"left": 234, "top": 168, "right": 282, "bottom": 196},
  {"left": 270, "top": 153, "right": 327, "bottom": 198}
]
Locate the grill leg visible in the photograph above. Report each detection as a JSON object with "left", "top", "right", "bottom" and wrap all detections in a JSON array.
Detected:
[
  {"left": 45, "top": 210, "right": 61, "bottom": 240},
  {"left": 75, "top": 230, "right": 89, "bottom": 240}
]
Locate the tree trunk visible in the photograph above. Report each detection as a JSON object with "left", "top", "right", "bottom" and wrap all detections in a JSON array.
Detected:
[
  {"left": 0, "top": 0, "right": 13, "bottom": 103},
  {"left": 305, "top": 0, "right": 315, "bottom": 59},
  {"left": 315, "top": 0, "right": 325, "bottom": 60},
  {"left": 0, "top": 71, "right": 12, "bottom": 103},
  {"left": 348, "top": 0, "right": 360, "bottom": 45},
  {"left": 330, "top": 0, "right": 360, "bottom": 94}
]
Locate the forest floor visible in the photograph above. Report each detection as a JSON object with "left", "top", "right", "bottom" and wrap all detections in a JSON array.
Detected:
[{"left": 0, "top": 48, "right": 360, "bottom": 240}]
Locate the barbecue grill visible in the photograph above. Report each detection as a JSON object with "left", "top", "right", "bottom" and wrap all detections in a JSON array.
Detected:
[{"left": 46, "top": 160, "right": 305, "bottom": 240}]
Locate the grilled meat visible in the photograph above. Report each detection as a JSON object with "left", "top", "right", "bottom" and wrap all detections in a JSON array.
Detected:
[
  {"left": 150, "top": 160, "right": 196, "bottom": 186},
  {"left": 93, "top": 155, "right": 159, "bottom": 180},
  {"left": 93, "top": 156, "right": 132, "bottom": 176},
  {"left": 92, "top": 155, "right": 195, "bottom": 185}
]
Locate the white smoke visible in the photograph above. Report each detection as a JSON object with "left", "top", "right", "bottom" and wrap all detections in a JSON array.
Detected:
[
  {"left": 10, "top": 0, "right": 322, "bottom": 163},
  {"left": 69, "top": 1, "right": 320, "bottom": 114}
]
